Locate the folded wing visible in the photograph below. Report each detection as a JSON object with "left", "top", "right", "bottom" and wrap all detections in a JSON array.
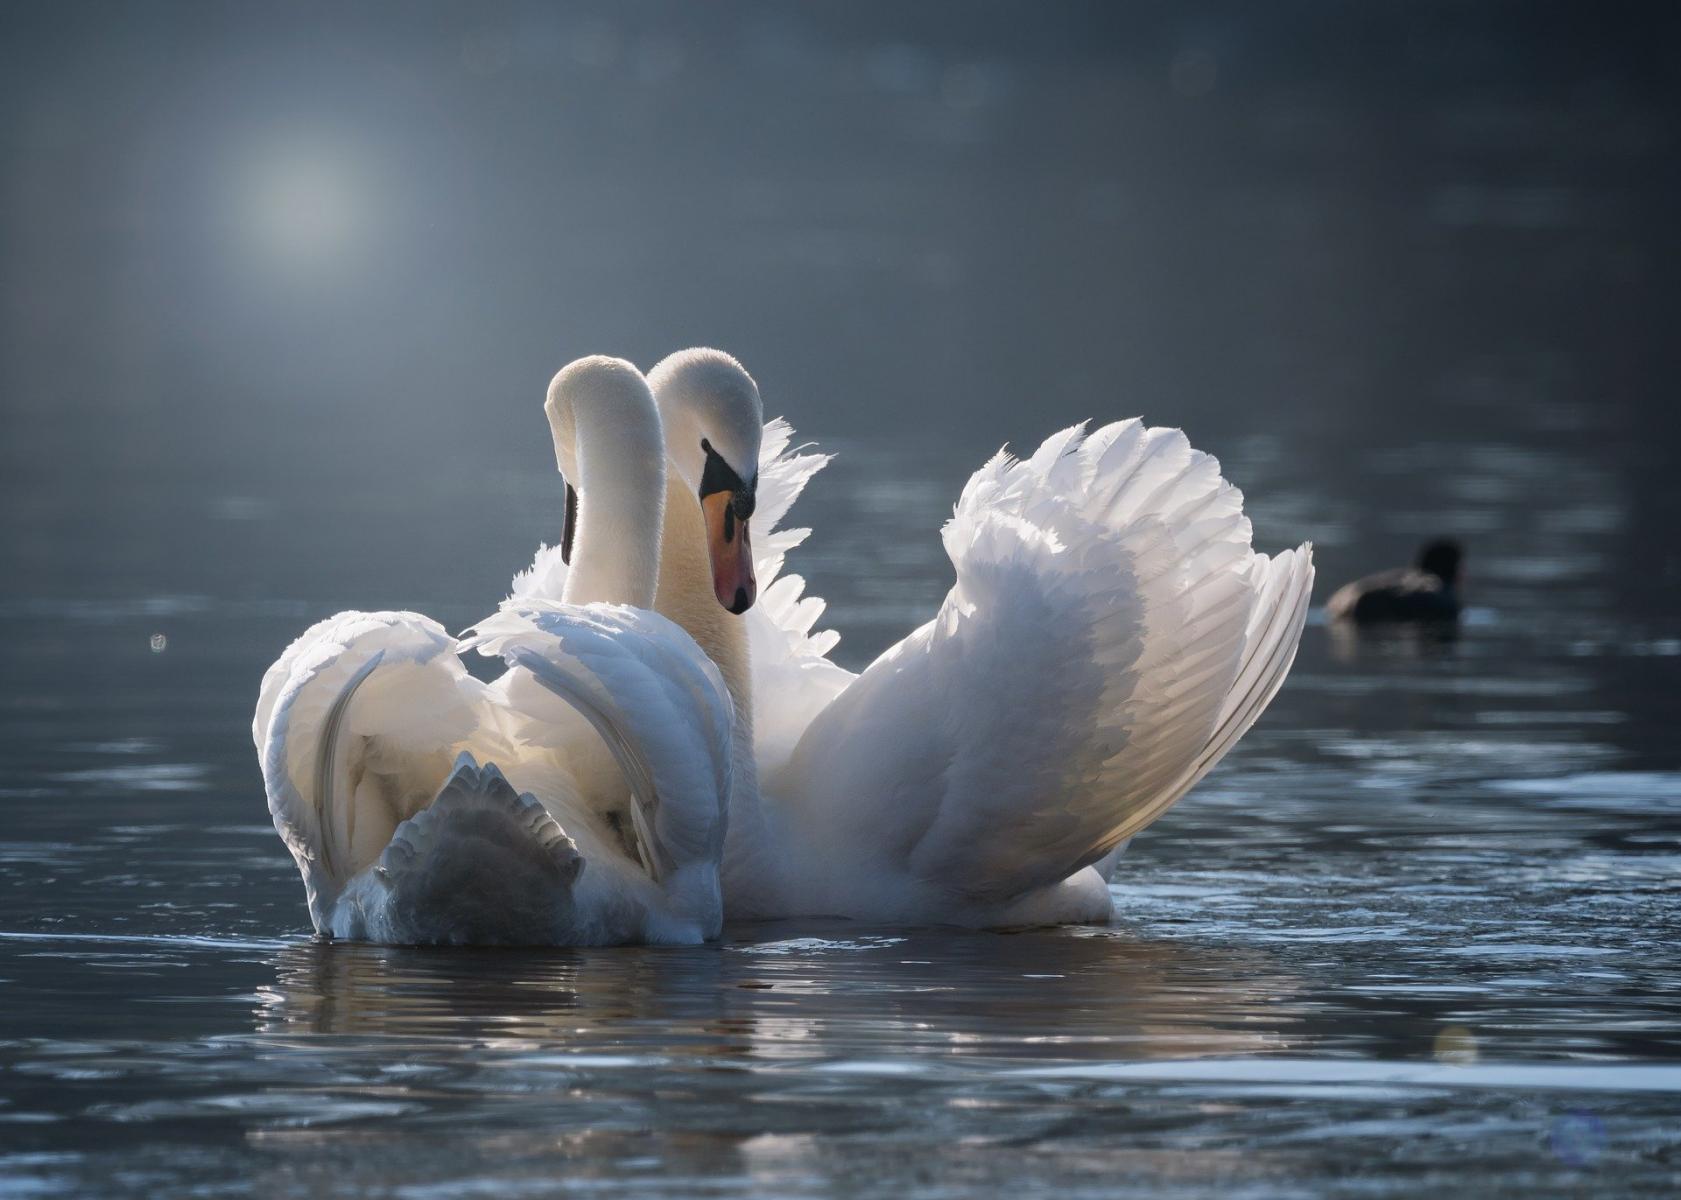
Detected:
[
  {"left": 258, "top": 603, "right": 736, "bottom": 938},
  {"left": 463, "top": 601, "right": 735, "bottom": 884},
  {"left": 256, "top": 610, "right": 485, "bottom": 927}
]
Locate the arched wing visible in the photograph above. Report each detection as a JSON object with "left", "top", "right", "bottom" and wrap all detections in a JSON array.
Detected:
[
  {"left": 257, "top": 611, "right": 485, "bottom": 926},
  {"left": 781, "top": 421, "right": 1313, "bottom": 904},
  {"left": 744, "top": 417, "right": 856, "bottom": 771}
]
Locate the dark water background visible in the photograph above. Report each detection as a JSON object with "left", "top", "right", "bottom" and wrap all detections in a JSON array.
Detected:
[{"left": 3, "top": 2, "right": 1680, "bottom": 1196}]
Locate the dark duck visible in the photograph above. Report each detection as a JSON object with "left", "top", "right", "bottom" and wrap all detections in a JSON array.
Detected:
[{"left": 1326, "top": 539, "right": 1463, "bottom": 624}]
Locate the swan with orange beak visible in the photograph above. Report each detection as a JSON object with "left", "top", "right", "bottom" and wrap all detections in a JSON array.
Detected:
[
  {"left": 643, "top": 345, "right": 1314, "bottom": 927},
  {"left": 697, "top": 440, "right": 758, "bottom": 614},
  {"left": 649, "top": 349, "right": 764, "bottom": 617}
]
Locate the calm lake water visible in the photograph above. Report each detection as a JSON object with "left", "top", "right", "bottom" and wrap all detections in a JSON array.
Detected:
[{"left": 4, "top": 2, "right": 1681, "bottom": 1196}]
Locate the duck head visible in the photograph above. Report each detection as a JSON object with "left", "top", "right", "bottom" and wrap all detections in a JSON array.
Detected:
[{"left": 1417, "top": 538, "right": 1463, "bottom": 588}]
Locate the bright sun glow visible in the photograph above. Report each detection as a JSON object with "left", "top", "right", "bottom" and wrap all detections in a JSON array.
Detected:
[{"left": 238, "top": 141, "right": 365, "bottom": 271}]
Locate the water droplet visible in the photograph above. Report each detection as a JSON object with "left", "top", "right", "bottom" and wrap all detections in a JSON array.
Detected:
[{"left": 149, "top": 634, "right": 168, "bottom": 653}]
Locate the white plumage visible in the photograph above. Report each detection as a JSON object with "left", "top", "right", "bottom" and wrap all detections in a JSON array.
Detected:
[
  {"left": 253, "top": 605, "right": 733, "bottom": 945},
  {"left": 252, "top": 357, "right": 735, "bottom": 946},
  {"left": 258, "top": 344, "right": 1313, "bottom": 938},
  {"left": 645, "top": 351, "right": 1314, "bottom": 927}
]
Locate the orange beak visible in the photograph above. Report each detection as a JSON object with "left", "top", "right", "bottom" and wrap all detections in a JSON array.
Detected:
[{"left": 701, "top": 490, "right": 757, "bottom": 614}]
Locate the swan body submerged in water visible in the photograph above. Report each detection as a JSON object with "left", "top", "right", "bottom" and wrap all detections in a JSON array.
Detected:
[
  {"left": 254, "top": 358, "right": 733, "bottom": 946},
  {"left": 514, "top": 348, "right": 1315, "bottom": 927}
]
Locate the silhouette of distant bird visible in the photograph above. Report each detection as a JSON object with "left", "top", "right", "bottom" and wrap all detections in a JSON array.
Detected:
[{"left": 1326, "top": 539, "right": 1463, "bottom": 624}]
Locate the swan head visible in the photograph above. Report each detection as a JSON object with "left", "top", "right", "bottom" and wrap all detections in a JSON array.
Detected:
[
  {"left": 543, "top": 356, "right": 663, "bottom": 566},
  {"left": 648, "top": 348, "right": 764, "bottom": 615}
]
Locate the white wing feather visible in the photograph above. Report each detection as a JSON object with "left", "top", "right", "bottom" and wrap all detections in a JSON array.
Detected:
[
  {"left": 744, "top": 417, "right": 855, "bottom": 771},
  {"left": 258, "top": 603, "right": 735, "bottom": 941},
  {"left": 780, "top": 420, "right": 1312, "bottom": 905},
  {"left": 508, "top": 541, "right": 570, "bottom": 603},
  {"left": 461, "top": 602, "right": 735, "bottom": 879},
  {"left": 257, "top": 611, "right": 484, "bottom": 927}
]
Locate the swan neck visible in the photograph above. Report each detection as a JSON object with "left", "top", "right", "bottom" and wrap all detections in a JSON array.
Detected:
[
  {"left": 655, "top": 473, "right": 754, "bottom": 741},
  {"left": 560, "top": 393, "right": 665, "bottom": 609}
]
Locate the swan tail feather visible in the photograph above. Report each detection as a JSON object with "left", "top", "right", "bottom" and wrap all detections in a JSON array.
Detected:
[
  {"left": 1093, "top": 838, "right": 1132, "bottom": 883},
  {"left": 337, "top": 752, "right": 585, "bottom": 945}
]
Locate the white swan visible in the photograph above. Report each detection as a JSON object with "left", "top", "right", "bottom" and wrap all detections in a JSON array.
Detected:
[
  {"left": 253, "top": 358, "right": 734, "bottom": 945},
  {"left": 637, "top": 348, "right": 1315, "bottom": 926}
]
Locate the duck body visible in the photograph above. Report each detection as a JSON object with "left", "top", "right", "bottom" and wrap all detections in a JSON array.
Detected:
[
  {"left": 1325, "top": 567, "right": 1459, "bottom": 624},
  {"left": 1325, "top": 539, "right": 1464, "bottom": 625}
]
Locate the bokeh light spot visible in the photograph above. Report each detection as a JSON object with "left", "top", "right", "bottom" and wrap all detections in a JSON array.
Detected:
[{"left": 237, "top": 142, "right": 365, "bottom": 272}]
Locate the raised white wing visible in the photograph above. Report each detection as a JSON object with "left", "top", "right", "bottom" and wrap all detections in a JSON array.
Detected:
[
  {"left": 743, "top": 417, "right": 856, "bottom": 771},
  {"left": 780, "top": 420, "right": 1313, "bottom": 904}
]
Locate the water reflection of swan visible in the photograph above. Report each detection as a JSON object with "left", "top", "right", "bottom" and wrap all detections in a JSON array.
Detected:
[
  {"left": 254, "top": 926, "right": 1302, "bottom": 1065},
  {"left": 256, "top": 941, "right": 591, "bottom": 1039}
]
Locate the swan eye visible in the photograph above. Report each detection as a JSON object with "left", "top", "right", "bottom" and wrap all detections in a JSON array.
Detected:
[{"left": 698, "top": 438, "right": 755, "bottom": 513}]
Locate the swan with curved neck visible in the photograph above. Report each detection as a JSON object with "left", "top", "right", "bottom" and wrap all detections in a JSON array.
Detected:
[
  {"left": 253, "top": 357, "right": 733, "bottom": 945},
  {"left": 642, "top": 347, "right": 1314, "bottom": 926},
  {"left": 648, "top": 348, "right": 763, "bottom": 698},
  {"left": 645, "top": 350, "right": 768, "bottom": 896},
  {"left": 545, "top": 355, "right": 668, "bottom": 609}
]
